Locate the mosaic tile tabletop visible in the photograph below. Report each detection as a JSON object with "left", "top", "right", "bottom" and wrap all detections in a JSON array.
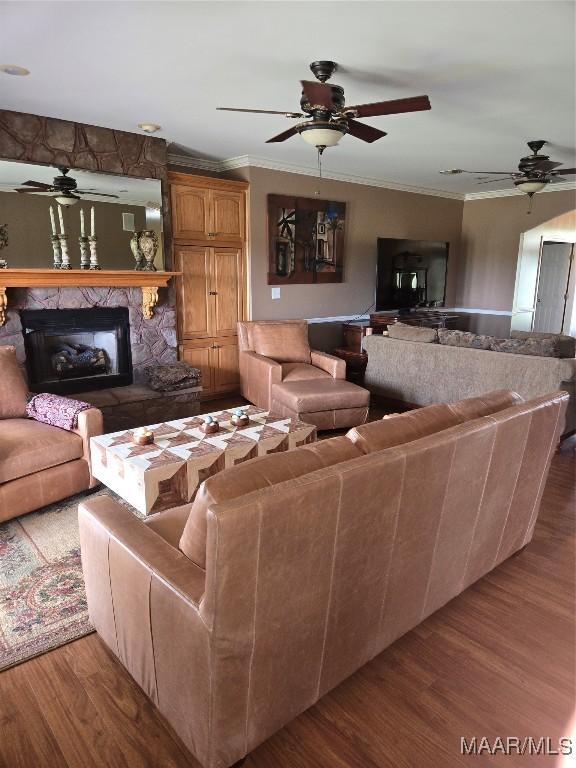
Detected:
[{"left": 90, "top": 405, "right": 316, "bottom": 515}]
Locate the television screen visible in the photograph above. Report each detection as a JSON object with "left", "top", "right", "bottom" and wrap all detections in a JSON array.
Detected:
[{"left": 376, "top": 238, "right": 449, "bottom": 311}]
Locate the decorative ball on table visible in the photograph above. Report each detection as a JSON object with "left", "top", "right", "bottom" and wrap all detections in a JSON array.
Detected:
[
  {"left": 201, "top": 414, "right": 220, "bottom": 434},
  {"left": 230, "top": 408, "right": 249, "bottom": 427},
  {"left": 132, "top": 426, "right": 154, "bottom": 445}
]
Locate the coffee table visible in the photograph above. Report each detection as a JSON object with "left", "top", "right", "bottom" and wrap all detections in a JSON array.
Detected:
[{"left": 90, "top": 404, "right": 316, "bottom": 515}]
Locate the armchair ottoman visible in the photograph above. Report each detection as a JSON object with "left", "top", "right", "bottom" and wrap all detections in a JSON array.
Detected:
[
  {"left": 0, "top": 345, "right": 103, "bottom": 522},
  {"left": 238, "top": 321, "right": 369, "bottom": 430}
]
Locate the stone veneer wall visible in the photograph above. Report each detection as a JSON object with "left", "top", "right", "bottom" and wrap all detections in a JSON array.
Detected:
[{"left": 0, "top": 287, "right": 177, "bottom": 384}]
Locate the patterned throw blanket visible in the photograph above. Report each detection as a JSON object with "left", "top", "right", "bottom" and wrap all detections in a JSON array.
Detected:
[{"left": 26, "top": 393, "right": 91, "bottom": 431}]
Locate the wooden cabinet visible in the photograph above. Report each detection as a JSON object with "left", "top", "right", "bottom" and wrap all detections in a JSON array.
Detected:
[
  {"left": 170, "top": 172, "right": 248, "bottom": 398},
  {"left": 170, "top": 174, "right": 246, "bottom": 245}
]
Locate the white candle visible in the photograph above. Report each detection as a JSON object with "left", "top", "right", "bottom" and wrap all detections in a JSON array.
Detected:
[
  {"left": 80, "top": 208, "right": 85, "bottom": 237},
  {"left": 49, "top": 206, "right": 56, "bottom": 236},
  {"left": 58, "top": 204, "right": 65, "bottom": 235},
  {"left": 90, "top": 206, "right": 95, "bottom": 237}
]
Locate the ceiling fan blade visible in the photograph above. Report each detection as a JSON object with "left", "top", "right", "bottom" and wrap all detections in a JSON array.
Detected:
[
  {"left": 549, "top": 176, "right": 567, "bottom": 183},
  {"left": 76, "top": 190, "right": 120, "bottom": 198},
  {"left": 21, "top": 180, "right": 52, "bottom": 190},
  {"left": 217, "top": 107, "right": 303, "bottom": 117},
  {"left": 15, "top": 187, "right": 52, "bottom": 194},
  {"left": 346, "top": 95, "right": 431, "bottom": 119},
  {"left": 265, "top": 125, "right": 300, "bottom": 143},
  {"left": 476, "top": 177, "right": 513, "bottom": 184},
  {"left": 300, "top": 80, "right": 334, "bottom": 110},
  {"left": 552, "top": 167, "right": 576, "bottom": 174},
  {"left": 532, "top": 159, "right": 563, "bottom": 172},
  {"left": 346, "top": 119, "right": 387, "bottom": 143}
]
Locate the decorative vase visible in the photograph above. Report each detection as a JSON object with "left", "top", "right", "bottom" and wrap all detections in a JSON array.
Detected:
[
  {"left": 131, "top": 230, "right": 159, "bottom": 272},
  {"left": 132, "top": 427, "right": 154, "bottom": 445},
  {"left": 200, "top": 415, "right": 220, "bottom": 434},
  {"left": 230, "top": 408, "right": 249, "bottom": 427}
]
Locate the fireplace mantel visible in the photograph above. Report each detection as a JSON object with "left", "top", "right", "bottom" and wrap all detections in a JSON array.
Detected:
[{"left": 0, "top": 269, "right": 181, "bottom": 325}]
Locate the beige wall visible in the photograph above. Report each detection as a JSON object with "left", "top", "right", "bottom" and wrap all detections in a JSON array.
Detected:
[
  {"left": 457, "top": 190, "right": 576, "bottom": 312},
  {"left": 0, "top": 191, "right": 147, "bottom": 270},
  {"left": 231, "top": 166, "right": 464, "bottom": 321}
]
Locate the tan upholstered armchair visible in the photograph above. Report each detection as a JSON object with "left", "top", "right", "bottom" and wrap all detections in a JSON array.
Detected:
[{"left": 0, "top": 345, "right": 103, "bottom": 522}]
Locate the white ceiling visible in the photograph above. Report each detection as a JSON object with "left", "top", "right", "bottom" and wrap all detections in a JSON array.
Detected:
[{"left": 1, "top": 1, "right": 575, "bottom": 195}]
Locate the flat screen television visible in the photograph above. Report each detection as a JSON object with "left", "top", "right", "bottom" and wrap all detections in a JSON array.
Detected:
[{"left": 376, "top": 238, "right": 449, "bottom": 311}]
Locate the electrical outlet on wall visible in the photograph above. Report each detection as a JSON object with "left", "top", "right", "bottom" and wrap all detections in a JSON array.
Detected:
[{"left": 271, "top": 287, "right": 281, "bottom": 300}]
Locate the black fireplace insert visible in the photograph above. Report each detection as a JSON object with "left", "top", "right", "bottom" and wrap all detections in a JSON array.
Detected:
[{"left": 21, "top": 307, "right": 133, "bottom": 394}]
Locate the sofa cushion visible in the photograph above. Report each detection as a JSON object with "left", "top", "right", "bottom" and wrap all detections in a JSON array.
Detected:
[
  {"left": 0, "top": 418, "right": 84, "bottom": 484},
  {"left": 347, "top": 390, "right": 522, "bottom": 455},
  {"left": 0, "top": 346, "right": 28, "bottom": 419},
  {"left": 511, "top": 330, "right": 575, "bottom": 358},
  {"left": 252, "top": 321, "right": 311, "bottom": 363},
  {"left": 490, "top": 337, "right": 560, "bottom": 358},
  {"left": 438, "top": 329, "right": 494, "bottom": 350},
  {"left": 272, "top": 379, "right": 370, "bottom": 414},
  {"left": 179, "top": 436, "right": 362, "bottom": 568},
  {"left": 281, "top": 362, "right": 331, "bottom": 382},
  {"left": 388, "top": 322, "right": 438, "bottom": 343}
]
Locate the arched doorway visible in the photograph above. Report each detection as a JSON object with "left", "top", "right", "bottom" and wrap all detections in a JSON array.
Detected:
[{"left": 512, "top": 210, "right": 576, "bottom": 335}]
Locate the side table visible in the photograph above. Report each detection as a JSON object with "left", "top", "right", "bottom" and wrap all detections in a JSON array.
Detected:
[{"left": 333, "top": 347, "right": 368, "bottom": 385}]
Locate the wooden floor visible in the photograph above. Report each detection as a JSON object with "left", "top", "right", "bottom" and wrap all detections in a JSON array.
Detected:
[{"left": 0, "top": 404, "right": 574, "bottom": 768}]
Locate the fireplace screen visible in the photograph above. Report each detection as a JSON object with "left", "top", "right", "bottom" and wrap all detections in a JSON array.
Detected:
[{"left": 21, "top": 308, "right": 132, "bottom": 394}]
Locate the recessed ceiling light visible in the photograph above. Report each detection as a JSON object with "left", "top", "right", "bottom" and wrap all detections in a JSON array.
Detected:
[
  {"left": 138, "top": 123, "right": 161, "bottom": 133},
  {"left": 0, "top": 64, "right": 30, "bottom": 76}
]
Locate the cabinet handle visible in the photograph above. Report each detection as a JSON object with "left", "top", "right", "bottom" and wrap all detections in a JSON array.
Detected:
[
  {"left": 211, "top": 343, "right": 220, "bottom": 349},
  {"left": 208, "top": 290, "right": 218, "bottom": 296}
]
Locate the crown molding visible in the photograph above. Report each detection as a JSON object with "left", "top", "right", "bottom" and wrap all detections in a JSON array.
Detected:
[
  {"left": 167, "top": 151, "right": 576, "bottom": 202},
  {"left": 464, "top": 181, "right": 576, "bottom": 201}
]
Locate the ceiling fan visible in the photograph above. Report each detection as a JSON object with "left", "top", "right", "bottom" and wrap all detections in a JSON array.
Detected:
[
  {"left": 440, "top": 140, "right": 576, "bottom": 200},
  {"left": 15, "top": 167, "right": 120, "bottom": 206},
  {"left": 217, "top": 60, "right": 431, "bottom": 153}
]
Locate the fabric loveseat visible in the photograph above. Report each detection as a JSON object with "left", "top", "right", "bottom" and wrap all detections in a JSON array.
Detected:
[
  {"left": 238, "top": 320, "right": 369, "bottom": 430},
  {"left": 78, "top": 388, "right": 567, "bottom": 768},
  {"left": 0, "top": 345, "right": 103, "bottom": 522}
]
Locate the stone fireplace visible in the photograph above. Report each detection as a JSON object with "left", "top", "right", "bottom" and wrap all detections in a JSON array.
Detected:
[{"left": 0, "top": 286, "right": 178, "bottom": 386}]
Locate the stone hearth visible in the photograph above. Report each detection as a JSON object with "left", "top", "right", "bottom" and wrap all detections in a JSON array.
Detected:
[{"left": 0, "top": 286, "right": 177, "bottom": 384}]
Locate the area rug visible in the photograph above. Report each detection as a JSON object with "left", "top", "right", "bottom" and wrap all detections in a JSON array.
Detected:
[{"left": 0, "top": 488, "right": 134, "bottom": 672}]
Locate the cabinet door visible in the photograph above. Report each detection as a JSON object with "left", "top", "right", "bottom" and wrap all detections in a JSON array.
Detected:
[
  {"left": 210, "top": 190, "right": 245, "bottom": 243},
  {"left": 211, "top": 337, "right": 239, "bottom": 393},
  {"left": 175, "top": 246, "right": 212, "bottom": 339},
  {"left": 181, "top": 341, "right": 213, "bottom": 393},
  {"left": 210, "top": 247, "right": 244, "bottom": 337},
  {"left": 172, "top": 184, "right": 210, "bottom": 239}
]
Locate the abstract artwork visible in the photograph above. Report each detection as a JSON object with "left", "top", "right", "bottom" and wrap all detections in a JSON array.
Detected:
[{"left": 268, "top": 194, "right": 346, "bottom": 284}]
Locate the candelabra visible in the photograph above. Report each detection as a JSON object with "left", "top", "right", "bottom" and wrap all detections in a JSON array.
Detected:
[
  {"left": 79, "top": 235, "right": 90, "bottom": 270},
  {"left": 51, "top": 234, "right": 62, "bottom": 269},
  {"left": 59, "top": 234, "right": 71, "bottom": 270},
  {"left": 88, "top": 235, "right": 101, "bottom": 270}
]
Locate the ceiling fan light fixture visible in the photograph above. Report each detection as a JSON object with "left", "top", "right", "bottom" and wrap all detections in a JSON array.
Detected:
[
  {"left": 297, "top": 122, "right": 346, "bottom": 148},
  {"left": 0, "top": 64, "right": 30, "bottom": 76},
  {"left": 514, "top": 178, "right": 549, "bottom": 195},
  {"left": 54, "top": 194, "right": 79, "bottom": 207},
  {"left": 138, "top": 123, "right": 162, "bottom": 134}
]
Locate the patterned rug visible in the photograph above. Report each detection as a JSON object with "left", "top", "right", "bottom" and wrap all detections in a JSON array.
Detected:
[{"left": 0, "top": 487, "right": 134, "bottom": 672}]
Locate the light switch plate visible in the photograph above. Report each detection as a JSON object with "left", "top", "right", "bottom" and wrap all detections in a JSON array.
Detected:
[{"left": 271, "top": 287, "right": 281, "bottom": 300}]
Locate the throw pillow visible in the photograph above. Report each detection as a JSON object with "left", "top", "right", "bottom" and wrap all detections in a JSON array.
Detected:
[
  {"left": 490, "top": 337, "right": 559, "bottom": 357},
  {"left": 252, "top": 321, "right": 311, "bottom": 363},
  {"left": 438, "top": 329, "right": 494, "bottom": 350},
  {"left": 387, "top": 322, "right": 438, "bottom": 343},
  {"left": 510, "top": 331, "right": 575, "bottom": 358},
  {"left": 0, "top": 345, "right": 29, "bottom": 419}
]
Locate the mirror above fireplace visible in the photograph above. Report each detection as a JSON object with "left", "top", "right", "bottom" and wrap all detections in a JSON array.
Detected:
[{"left": 0, "top": 160, "right": 165, "bottom": 271}]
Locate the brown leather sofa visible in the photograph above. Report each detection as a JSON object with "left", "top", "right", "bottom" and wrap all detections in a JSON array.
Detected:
[
  {"left": 0, "top": 345, "right": 103, "bottom": 522},
  {"left": 78, "top": 388, "right": 567, "bottom": 768},
  {"left": 238, "top": 320, "right": 370, "bottom": 430}
]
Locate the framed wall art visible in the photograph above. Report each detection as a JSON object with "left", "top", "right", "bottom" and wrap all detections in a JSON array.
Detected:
[{"left": 268, "top": 194, "right": 346, "bottom": 285}]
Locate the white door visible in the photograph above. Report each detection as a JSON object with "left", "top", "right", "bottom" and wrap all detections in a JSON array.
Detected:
[{"left": 533, "top": 241, "right": 573, "bottom": 333}]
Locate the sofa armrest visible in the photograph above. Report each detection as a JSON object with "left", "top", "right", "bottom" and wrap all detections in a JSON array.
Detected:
[
  {"left": 72, "top": 407, "right": 103, "bottom": 487},
  {"left": 239, "top": 350, "right": 282, "bottom": 410},
  {"left": 311, "top": 349, "right": 346, "bottom": 379}
]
